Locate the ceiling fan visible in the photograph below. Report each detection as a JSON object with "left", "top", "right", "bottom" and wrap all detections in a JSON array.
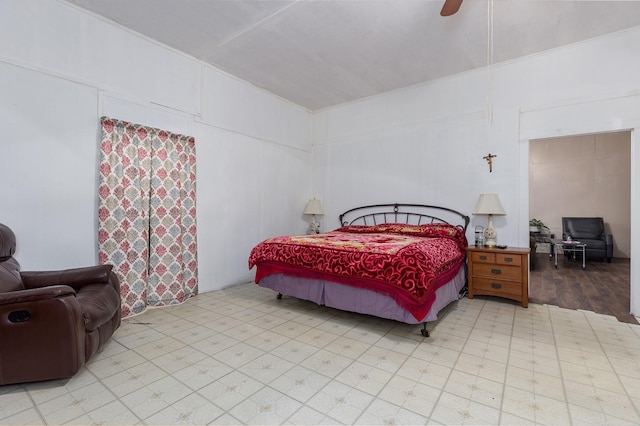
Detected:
[{"left": 440, "top": 0, "right": 463, "bottom": 16}]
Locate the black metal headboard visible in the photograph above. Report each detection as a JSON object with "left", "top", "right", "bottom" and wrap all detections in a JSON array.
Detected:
[{"left": 339, "top": 203, "right": 470, "bottom": 232}]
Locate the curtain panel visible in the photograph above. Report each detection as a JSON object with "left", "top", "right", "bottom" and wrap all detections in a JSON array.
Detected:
[{"left": 98, "top": 117, "right": 198, "bottom": 317}]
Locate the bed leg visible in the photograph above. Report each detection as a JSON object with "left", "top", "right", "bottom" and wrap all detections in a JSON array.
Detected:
[
  {"left": 276, "top": 293, "right": 283, "bottom": 300},
  {"left": 421, "top": 323, "right": 429, "bottom": 337}
]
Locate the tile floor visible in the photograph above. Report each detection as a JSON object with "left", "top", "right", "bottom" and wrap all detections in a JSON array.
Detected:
[{"left": 2, "top": 283, "right": 640, "bottom": 425}]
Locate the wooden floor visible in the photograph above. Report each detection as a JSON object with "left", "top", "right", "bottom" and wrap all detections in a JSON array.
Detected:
[{"left": 529, "top": 252, "right": 637, "bottom": 324}]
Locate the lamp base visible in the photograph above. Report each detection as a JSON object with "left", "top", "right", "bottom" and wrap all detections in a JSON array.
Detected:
[
  {"left": 483, "top": 223, "right": 497, "bottom": 247},
  {"left": 309, "top": 220, "right": 320, "bottom": 234},
  {"left": 484, "top": 238, "right": 497, "bottom": 247}
]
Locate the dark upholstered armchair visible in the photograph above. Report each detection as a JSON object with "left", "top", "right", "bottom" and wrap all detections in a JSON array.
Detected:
[
  {"left": 562, "top": 217, "right": 613, "bottom": 263},
  {"left": 0, "top": 223, "right": 121, "bottom": 385}
]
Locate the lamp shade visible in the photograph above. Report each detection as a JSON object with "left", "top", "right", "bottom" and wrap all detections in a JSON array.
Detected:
[
  {"left": 472, "top": 193, "right": 506, "bottom": 216},
  {"left": 303, "top": 198, "right": 324, "bottom": 215}
]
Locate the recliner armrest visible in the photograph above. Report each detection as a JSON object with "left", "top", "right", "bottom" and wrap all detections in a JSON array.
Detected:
[
  {"left": 0, "top": 285, "right": 76, "bottom": 306},
  {"left": 21, "top": 265, "right": 113, "bottom": 290},
  {"left": 0, "top": 285, "right": 85, "bottom": 385}
]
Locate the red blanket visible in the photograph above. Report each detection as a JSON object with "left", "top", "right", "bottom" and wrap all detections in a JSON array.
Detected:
[{"left": 248, "top": 223, "right": 467, "bottom": 320}]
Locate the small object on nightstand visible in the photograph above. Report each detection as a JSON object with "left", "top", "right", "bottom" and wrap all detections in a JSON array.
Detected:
[
  {"left": 474, "top": 226, "right": 484, "bottom": 247},
  {"left": 496, "top": 245, "right": 507, "bottom": 249}
]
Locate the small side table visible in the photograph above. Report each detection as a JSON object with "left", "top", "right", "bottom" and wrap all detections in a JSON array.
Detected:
[
  {"left": 530, "top": 232, "right": 555, "bottom": 258},
  {"left": 466, "top": 246, "right": 530, "bottom": 308},
  {"left": 553, "top": 241, "right": 587, "bottom": 270}
]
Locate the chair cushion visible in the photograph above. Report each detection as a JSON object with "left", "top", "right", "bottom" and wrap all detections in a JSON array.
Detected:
[
  {"left": 0, "top": 223, "right": 16, "bottom": 259},
  {"left": 564, "top": 217, "right": 604, "bottom": 240},
  {"left": 583, "top": 239, "right": 606, "bottom": 251},
  {"left": 75, "top": 284, "right": 120, "bottom": 331},
  {"left": 0, "top": 224, "right": 22, "bottom": 292},
  {"left": 0, "top": 258, "right": 24, "bottom": 292}
]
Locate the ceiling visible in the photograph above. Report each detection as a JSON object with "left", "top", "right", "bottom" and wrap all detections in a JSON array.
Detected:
[{"left": 66, "top": 0, "right": 640, "bottom": 111}]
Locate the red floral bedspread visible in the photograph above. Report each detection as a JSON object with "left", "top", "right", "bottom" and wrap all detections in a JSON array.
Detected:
[{"left": 248, "top": 223, "right": 467, "bottom": 320}]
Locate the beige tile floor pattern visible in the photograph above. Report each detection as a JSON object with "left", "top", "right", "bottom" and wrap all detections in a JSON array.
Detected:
[{"left": 2, "top": 282, "right": 640, "bottom": 425}]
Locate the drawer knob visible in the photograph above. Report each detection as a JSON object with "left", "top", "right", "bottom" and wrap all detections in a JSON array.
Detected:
[
  {"left": 491, "top": 268, "right": 502, "bottom": 275},
  {"left": 491, "top": 283, "right": 502, "bottom": 289},
  {"left": 504, "top": 257, "right": 513, "bottom": 262},
  {"left": 480, "top": 255, "right": 488, "bottom": 260}
]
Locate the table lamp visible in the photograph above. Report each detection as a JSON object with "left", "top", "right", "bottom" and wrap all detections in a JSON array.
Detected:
[
  {"left": 472, "top": 193, "right": 506, "bottom": 247},
  {"left": 303, "top": 198, "right": 324, "bottom": 234}
]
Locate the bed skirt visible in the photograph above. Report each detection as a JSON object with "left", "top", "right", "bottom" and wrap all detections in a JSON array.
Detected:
[{"left": 256, "top": 265, "right": 466, "bottom": 324}]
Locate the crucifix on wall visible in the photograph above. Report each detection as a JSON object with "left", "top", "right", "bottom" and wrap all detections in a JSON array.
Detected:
[{"left": 483, "top": 153, "right": 497, "bottom": 172}]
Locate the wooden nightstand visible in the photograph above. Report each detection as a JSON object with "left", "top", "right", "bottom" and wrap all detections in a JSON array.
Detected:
[{"left": 466, "top": 246, "right": 530, "bottom": 308}]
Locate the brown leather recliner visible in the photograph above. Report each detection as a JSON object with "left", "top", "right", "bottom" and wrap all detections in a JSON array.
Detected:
[{"left": 0, "top": 223, "right": 121, "bottom": 385}]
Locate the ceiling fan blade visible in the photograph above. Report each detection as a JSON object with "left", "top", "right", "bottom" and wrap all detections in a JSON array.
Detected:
[{"left": 440, "top": 0, "right": 463, "bottom": 16}]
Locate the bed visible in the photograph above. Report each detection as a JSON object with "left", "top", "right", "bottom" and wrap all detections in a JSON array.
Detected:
[{"left": 248, "top": 203, "right": 470, "bottom": 336}]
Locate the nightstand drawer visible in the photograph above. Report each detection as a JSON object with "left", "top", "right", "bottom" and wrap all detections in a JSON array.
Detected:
[
  {"left": 497, "top": 253, "right": 521, "bottom": 266},
  {"left": 473, "top": 263, "right": 522, "bottom": 281},
  {"left": 471, "top": 252, "right": 496, "bottom": 263},
  {"left": 472, "top": 277, "right": 522, "bottom": 298}
]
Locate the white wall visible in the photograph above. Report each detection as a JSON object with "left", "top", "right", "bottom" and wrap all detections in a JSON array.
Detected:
[
  {"left": 2, "top": 0, "right": 639, "bottom": 314},
  {"left": 0, "top": 0, "right": 312, "bottom": 292},
  {"left": 313, "top": 27, "right": 640, "bottom": 315}
]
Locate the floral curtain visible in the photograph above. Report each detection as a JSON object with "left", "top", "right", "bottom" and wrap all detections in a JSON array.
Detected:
[{"left": 98, "top": 117, "right": 198, "bottom": 317}]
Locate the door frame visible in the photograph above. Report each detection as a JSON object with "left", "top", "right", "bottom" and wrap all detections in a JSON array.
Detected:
[{"left": 519, "top": 94, "right": 640, "bottom": 316}]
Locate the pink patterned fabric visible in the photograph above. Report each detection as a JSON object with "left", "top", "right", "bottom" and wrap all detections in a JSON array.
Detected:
[
  {"left": 248, "top": 223, "right": 467, "bottom": 320},
  {"left": 98, "top": 117, "right": 198, "bottom": 317}
]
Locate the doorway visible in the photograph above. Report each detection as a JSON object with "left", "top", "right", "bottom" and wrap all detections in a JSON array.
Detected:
[{"left": 528, "top": 132, "right": 632, "bottom": 322}]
